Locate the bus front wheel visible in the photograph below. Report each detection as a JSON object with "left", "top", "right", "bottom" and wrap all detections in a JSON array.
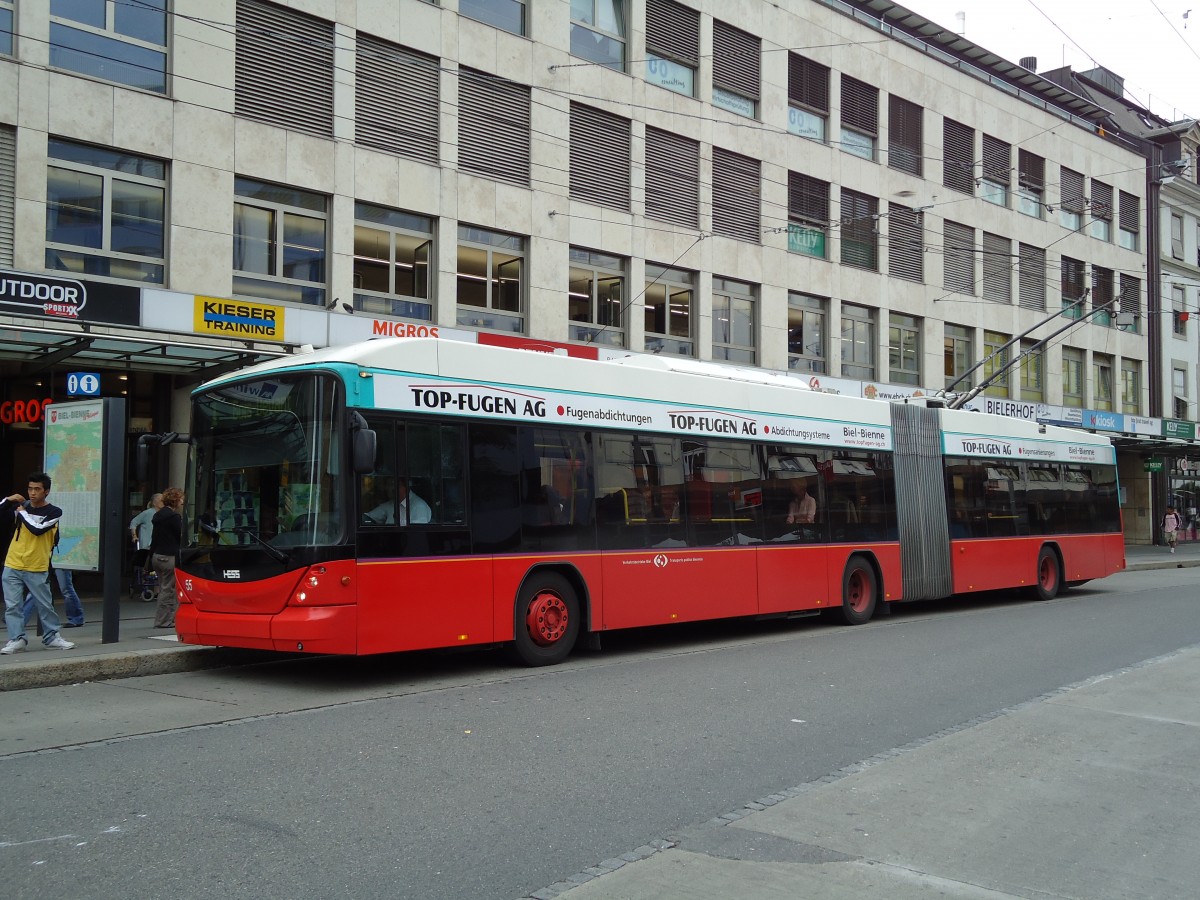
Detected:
[
  {"left": 840, "top": 558, "right": 877, "bottom": 626},
  {"left": 511, "top": 572, "right": 580, "bottom": 667},
  {"left": 1033, "top": 547, "right": 1061, "bottom": 601}
]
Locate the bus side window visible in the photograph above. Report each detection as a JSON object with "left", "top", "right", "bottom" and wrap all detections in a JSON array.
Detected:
[
  {"left": 404, "top": 421, "right": 467, "bottom": 525},
  {"left": 360, "top": 419, "right": 397, "bottom": 526}
]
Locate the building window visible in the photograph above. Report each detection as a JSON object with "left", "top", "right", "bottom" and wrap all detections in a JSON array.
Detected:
[
  {"left": 888, "top": 204, "right": 923, "bottom": 283},
  {"left": 840, "top": 188, "right": 877, "bottom": 270},
  {"left": 944, "top": 323, "right": 973, "bottom": 390},
  {"left": 1121, "top": 360, "right": 1140, "bottom": 414},
  {"left": 840, "top": 303, "right": 875, "bottom": 379},
  {"left": 1092, "top": 354, "right": 1113, "bottom": 411},
  {"left": 643, "top": 264, "right": 694, "bottom": 357},
  {"left": 1089, "top": 180, "right": 1112, "bottom": 241},
  {"left": 233, "top": 177, "right": 327, "bottom": 305},
  {"left": 356, "top": 37, "right": 439, "bottom": 165},
  {"left": 943, "top": 118, "right": 975, "bottom": 195},
  {"left": 0, "top": 125, "right": 15, "bottom": 268},
  {"left": 1119, "top": 274, "right": 1141, "bottom": 333},
  {"left": 981, "top": 232, "right": 1011, "bottom": 303},
  {"left": 570, "top": 103, "right": 631, "bottom": 211},
  {"left": 570, "top": 0, "right": 625, "bottom": 70},
  {"left": 1173, "top": 285, "right": 1187, "bottom": 337},
  {"left": 1019, "top": 339, "right": 1043, "bottom": 401},
  {"left": 236, "top": 0, "right": 334, "bottom": 136},
  {"left": 1018, "top": 243, "right": 1045, "bottom": 310},
  {"left": 1118, "top": 190, "right": 1139, "bottom": 250},
  {"left": 45, "top": 139, "right": 166, "bottom": 284},
  {"left": 1062, "top": 347, "right": 1084, "bottom": 407},
  {"left": 943, "top": 220, "right": 975, "bottom": 295},
  {"left": 787, "top": 172, "right": 828, "bottom": 259},
  {"left": 787, "top": 54, "right": 829, "bottom": 142},
  {"left": 645, "top": 0, "right": 698, "bottom": 97},
  {"left": 568, "top": 247, "right": 625, "bottom": 347},
  {"left": 1061, "top": 256, "right": 1085, "bottom": 319},
  {"left": 787, "top": 292, "right": 826, "bottom": 374},
  {"left": 980, "top": 135, "right": 1010, "bottom": 206},
  {"left": 1173, "top": 367, "right": 1188, "bottom": 420},
  {"left": 712, "top": 278, "right": 757, "bottom": 364},
  {"left": 712, "top": 148, "right": 760, "bottom": 242},
  {"left": 839, "top": 75, "right": 877, "bottom": 160},
  {"left": 888, "top": 313, "right": 920, "bottom": 386},
  {"left": 1018, "top": 150, "right": 1044, "bottom": 217},
  {"left": 457, "top": 225, "right": 525, "bottom": 332},
  {"left": 887, "top": 96, "right": 922, "bottom": 176},
  {"left": 1091, "top": 266, "right": 1114, "bottom": 327},
  {"left": 353, "top": 203, "right": 434, "bottom": 320},
  {"left": 983, "top": 330, "right": 1011, "bottom": 398},
  {"left": 1, "top": 0, "right": 15, "bottom": 56},
  {"left": 1171, "top": 213, "right": 1184, "bottom": 258},
  {"left": 50, "top": 0, "right": 167, "bottom": 93},
  {"left": 460, "top": 0, "right": 526, "bottom": 35},
  {"left": 1059, "top": 168, "right": 1085, "bottom": 230},
  {"left": 645, "top": 128, "right": 699, "bottom": 229},
  {"left": 712, "top": 19, "right": 760, "bottom": 118},
  {"left": 459, "top": 68, "right": 531, "bottom": 187}
]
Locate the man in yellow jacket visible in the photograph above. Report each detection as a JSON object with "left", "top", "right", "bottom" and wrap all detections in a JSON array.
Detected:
[{"left": 1, "top": 473, "right": 75, "bottom": 654}]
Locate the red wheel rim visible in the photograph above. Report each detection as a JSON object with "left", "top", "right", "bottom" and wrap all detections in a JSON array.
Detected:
[
  {"left": 526, "top": 592, "right": 569, "bottom": 647},
  {"left": 1039, "top": 557, "right": 1056, "bottom": 591},
  {"left": 847, "top": 570, "right": 870, "bottom": 613}
]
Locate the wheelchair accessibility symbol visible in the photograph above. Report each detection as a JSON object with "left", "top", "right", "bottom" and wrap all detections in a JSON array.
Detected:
[{"left": 653, "top": 554, "right": 669, "bottom": 568}]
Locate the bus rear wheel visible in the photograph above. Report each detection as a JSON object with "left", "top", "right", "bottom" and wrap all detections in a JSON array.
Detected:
[
  {"left": 840, "top": 558, "right": 877, "bottom": 626},
  {"left": 511, "top": 572, "right": 580, "bottom": 667},
  {"left": 1033, "top": 547, "right": 1061, "bottom": 601}
]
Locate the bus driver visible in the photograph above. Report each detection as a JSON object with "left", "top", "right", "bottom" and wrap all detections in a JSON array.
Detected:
[{"left": 367, "top": 480, "right": 432, "bottom": 525}]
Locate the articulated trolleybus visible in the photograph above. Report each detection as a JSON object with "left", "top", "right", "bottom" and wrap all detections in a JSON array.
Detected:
[{"left": 175, "top": 338, "right": 1124, "bottom": 665}]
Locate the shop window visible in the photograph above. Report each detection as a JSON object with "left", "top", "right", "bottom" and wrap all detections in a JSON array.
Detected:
[
  {"left": 1062, "top": 347, "right": 1083, "bottom": 407},
  {"left": 1121, "top": 361, "right": 1140, "bottom": 414},
  {"left": 457, "top": 225, "right": 525, "bottom": 333},
  {"left": 45, "top": 139, "right": 166, "bottom": 284},
  {"left": 1092, "top": 354, "right": 1113, "bottom": 411}
]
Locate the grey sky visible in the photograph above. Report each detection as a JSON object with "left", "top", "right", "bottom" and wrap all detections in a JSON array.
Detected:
[{"left": 903, "top": 0, "right": 1200, "bottom": 123}]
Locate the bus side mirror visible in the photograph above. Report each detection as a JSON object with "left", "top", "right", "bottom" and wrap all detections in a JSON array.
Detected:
[{"left": 353, "top": 427, "right": 376, "bottom": 474}]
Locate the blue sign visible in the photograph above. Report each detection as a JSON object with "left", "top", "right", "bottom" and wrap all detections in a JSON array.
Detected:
[
  {"left": 66, "top": 372, "right": 101, "bottom": 396},
  {"left": 1083, "top": 409, "right": 1125, "bottom": 432}
]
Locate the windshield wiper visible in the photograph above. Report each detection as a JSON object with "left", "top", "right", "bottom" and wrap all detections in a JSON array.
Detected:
[{"left": 232, "top": 526, "right": 291, "bottom": 565}]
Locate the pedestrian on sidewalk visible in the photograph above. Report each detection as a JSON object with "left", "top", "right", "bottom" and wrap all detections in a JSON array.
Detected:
[
  {"left": 1163, "top": 506, "right": 1183, "bottom": 554},
  {"left": 130, "top": 493, "right": 162, "bottom": 599},
  {"left": 150, "top": 487, "right": 184, "bottom": 629},
  {"left": 22, "top": 565, "right": 85, "bottom": 628},
  {"left": 0, "top": 473, "right": 75, "bottom": 654}
]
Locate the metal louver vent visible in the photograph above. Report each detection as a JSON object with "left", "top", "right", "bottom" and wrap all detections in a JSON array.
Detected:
[
  {"left": 645, "top": 127, "right": 699, "bottom": 228},
  {"left": 712, "top": 147, "right": 761, "bottom": 243},
  {"left": 981, "top": 135, "right": 1010, "bottom": 181},
  {"left": 840, "top": 188, "right": 877, "bottom": 270},
  {"left": 1061, "top": 256, "right": 1085, "bottom": 301},
  {"left": 1018, "top": 149, "right": 1044, "bottom": 191},
  {"left": 942, "top": 118, "right": 975, "bottom": 194},
  {"left": 713, "top": 20, "right": 759, "bottom": 100},
  {"left": 1119, "top": 191, "right": 1140, "bottom": 232},
  {"left": 570, "top": 103, "right": 631, "bottom": 211},
  {"left": 943, "top": 221, "right": 975, "bottom": 294},
  {"left": 788, "top": 172, "right": 829, "bottom": 222},
  {"left": 888, "top": 204, "right": 923, "bottom": 283},
  {"left": 646, "top": 0, "right": 699, "bottom": 66},
  {"left": 788, "top": 54, "right": 829, "bottom": 112},
  {"left": 1061, "top": 168, "right": 1085, "bottom": 213},
  {"left": 981, "top": 232, "right": 1012, "bottom": 303},
  {"left": 1120, "top": 274, "right": 1140, "bottom": 317},
  {"left": 888, "top": 96, "right": 922, "bottom": 176},
  {"left": 1090, "top": 181, "right": 1112, "bottom": 221},
  {"left": 458, "top": 67, "right": 531, "bottom": 187},
  {"left": 356, "top": 35, "right": 439, "bottom": 164},
  {"left": 236, "top": 0, "right": 334, "bottom": 137},
  {"left": 0, "top": 125, "right": 12, "bottom": 267},
  {"left": 840, "top": 75, "right": 877, "bottom": 134},
  {"left": 1018, "top": 243, "right": 1045, "bottom": 309}
]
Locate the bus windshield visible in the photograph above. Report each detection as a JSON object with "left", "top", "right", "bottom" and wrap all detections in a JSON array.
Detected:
[{"left": 186, "top": 373, "right": 345, "bottom": 551}]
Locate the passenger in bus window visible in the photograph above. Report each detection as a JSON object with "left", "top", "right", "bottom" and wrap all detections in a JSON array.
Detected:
[
  {"left": 785, "top": 479, "right": 816, "bottom": 525},
  {"left": 397, "top": 480, "right": 432, "bottom": 525}
]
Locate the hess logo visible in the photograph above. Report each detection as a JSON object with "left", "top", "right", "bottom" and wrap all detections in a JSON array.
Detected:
[{"left": 223, "top": 569, "right": 241, "bottom": 579}]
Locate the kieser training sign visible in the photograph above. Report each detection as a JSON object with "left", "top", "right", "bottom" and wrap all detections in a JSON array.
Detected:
[
  {"left": 193, "top": 296, "right": 285, "bottom": 341},
  {"left": 372, "top": 374, "right": 893, "bottom": 450}
]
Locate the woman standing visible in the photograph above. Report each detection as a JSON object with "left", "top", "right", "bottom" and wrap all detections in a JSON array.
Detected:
[{"left": 150, "top": 487, "right": 184, "bottom": 629}]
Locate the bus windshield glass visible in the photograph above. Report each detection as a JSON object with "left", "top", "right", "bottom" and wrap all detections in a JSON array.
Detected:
[{"left": 186, "top": 373, "right": 344, "bottom": 550}]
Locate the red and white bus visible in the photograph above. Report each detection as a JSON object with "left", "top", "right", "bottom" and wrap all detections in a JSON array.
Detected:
[{"left": 174, "top": 338, "right": 1125, "bottom": 664}]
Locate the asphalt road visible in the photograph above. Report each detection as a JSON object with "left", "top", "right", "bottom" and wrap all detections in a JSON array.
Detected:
[{"left": 2, "top": 565, "right": 1199, "bottom": 900}]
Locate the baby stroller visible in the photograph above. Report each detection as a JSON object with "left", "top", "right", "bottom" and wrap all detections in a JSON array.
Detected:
[{"left": 130, "top": 542, "right": 159, "bottom": 602}]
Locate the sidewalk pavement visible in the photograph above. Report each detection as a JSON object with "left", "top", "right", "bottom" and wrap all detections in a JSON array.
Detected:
[{"left": 1, "top": 542, "right": 1195, "bottom": 693}]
